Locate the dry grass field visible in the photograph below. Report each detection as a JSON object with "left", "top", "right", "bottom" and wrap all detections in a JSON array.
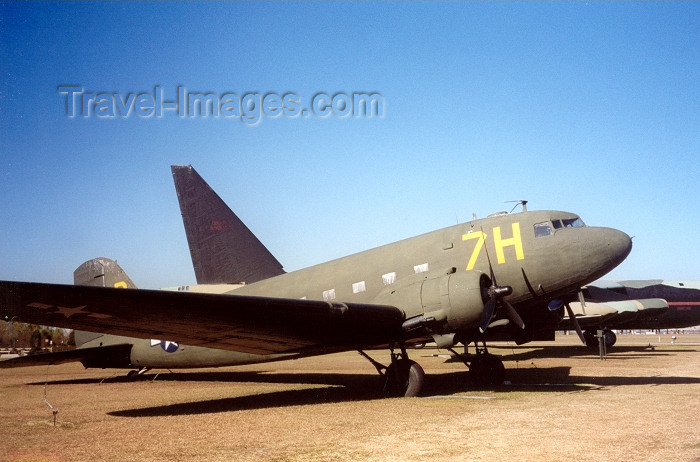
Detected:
[{"left": 2, "top": 333, "right": 700, "bottom": 462}]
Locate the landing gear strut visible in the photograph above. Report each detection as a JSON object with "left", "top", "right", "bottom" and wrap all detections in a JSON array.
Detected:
[
  {"left": 126, "top": 367, "right": 150, "bottom": 380},
  {"left": 450, "top": 339, "right": 505, "bottom": 386},
  {"left": 584, "top": 329, "right": 617, "bottom": 349},
  {"left": 358, "top": 345, "right": 425, "bottom": 397}
]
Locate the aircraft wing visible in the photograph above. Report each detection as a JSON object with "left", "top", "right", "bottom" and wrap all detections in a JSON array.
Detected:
[
  {"left": 557, "top": 298, "right": 669, "bottom": 331},
  {"left": 0, "top": 343, "right": 132, "bottom": 368},
  {"left": 556, "top": 301, "right": 620, "bottom": 331},
  {"left": 0, "top": 281, "right": 405, "bottom": 355}
]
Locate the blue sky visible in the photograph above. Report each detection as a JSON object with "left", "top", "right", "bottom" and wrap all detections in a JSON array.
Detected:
[{"left": 1, "top": 2, "right": 698, "bottom": 288}]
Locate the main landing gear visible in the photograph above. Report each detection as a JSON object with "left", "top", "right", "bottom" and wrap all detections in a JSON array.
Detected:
[
  {"left": 359, "top": 338, "right": 506, "bottom": 397},
  {"left": 584, "top": 328, "right": 617, "bottom": 349},
  {"left": 358, "top": 346, "right": 425, "bottom": 397},
  {"left": 126, "top": 367, "right": 150, "bottom": 380},
  {"left": 450, "top": 339, "right": 505, "bottom": 386}
]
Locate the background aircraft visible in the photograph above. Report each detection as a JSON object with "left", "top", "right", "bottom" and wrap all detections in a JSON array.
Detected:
[
  {"left": 0, "top": 166, "right": 632, "bottom": 396},
  {"left": 559, "top": 280, "right": 700, "bottom": 348}
]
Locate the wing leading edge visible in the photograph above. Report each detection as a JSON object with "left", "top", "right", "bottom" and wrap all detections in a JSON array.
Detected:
[{"left": 0, "top": 281, "right": 405, "bottom": 355}]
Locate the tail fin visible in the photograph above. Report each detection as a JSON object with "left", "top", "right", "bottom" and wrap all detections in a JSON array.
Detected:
[
  {"left": 73, "top": 258, "right": 136, "bottom": 347},
  {"left": 171, "top": 165, "right": 285, "bottom": 284}
]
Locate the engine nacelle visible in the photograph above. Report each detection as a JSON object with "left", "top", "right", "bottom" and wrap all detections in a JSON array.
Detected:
[
  {"left": 421, "top": 270, "right": 490, "bottom": 334},
  {"left": 371, "top": 268, "right": 490, "bottom": 336}
]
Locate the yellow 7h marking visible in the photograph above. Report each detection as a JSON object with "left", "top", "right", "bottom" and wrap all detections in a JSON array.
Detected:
[
  {"left": 462, "top": 230, "right": 487, "bottom": 270},
  {"left": 462, "top": 223, "right": 525, "bottom": 270}
]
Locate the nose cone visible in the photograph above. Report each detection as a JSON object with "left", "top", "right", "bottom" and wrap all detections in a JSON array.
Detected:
[
  {"left": 602, "top": 228, "right": 633, "bottom": 269},
  {"left": 563, "top": 226, "right": 632, "bottom": 285},
  {"left": 517, "top": 223, "right": 632, "bottom": 298}
]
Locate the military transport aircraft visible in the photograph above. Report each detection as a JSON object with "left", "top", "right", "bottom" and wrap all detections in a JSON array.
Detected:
[
  {"left": 173, "top": 167, "right": 700, "bottom": 353},
  {"left": 0, "top": 166, "right": 632, "bottom": 396}
]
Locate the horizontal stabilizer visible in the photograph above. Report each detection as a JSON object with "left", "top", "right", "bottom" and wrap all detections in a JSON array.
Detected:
[
  {"left": 0, "top": 343, "right": 132, "bottom": 369},
  {"left": 74, "top": 258, "right": 137, "bottom": 288}
]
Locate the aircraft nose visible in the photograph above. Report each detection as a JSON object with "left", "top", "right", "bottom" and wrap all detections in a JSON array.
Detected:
[{"left": 602, "top": 228, "right": 633, "bottom": 268}]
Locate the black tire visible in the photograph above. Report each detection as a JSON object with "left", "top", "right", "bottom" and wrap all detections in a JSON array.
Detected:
[
  {"left": 471, "top": 353, "right": 505, "bottom": 386},
  {"left": 604, "top": 330, "right": 617, "bottom": 348},
  {"left": 584, "top": 330, "right": 599, "bottom": 349},
  {"left": 385, "top": 359, "right": 425, "bottom": 397},
  {"left": 404, "top": 361, "right": 425, "bottom": 397}
]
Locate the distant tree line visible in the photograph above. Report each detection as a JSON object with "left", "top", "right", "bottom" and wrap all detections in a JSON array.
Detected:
[{"left": 1, "top": 321, "right": 74, "bottom": 351}]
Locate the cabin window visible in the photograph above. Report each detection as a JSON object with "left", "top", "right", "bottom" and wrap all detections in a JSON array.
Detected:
[
  {"left": 323, "top": 289, "right": 336, "bottom": 301},
  {"left": 534, "top": 221, "right": 553, "bottom": 238},
  {"left": 414, "top": 263, "right": 429, "bottom": 274},
  {"left": 562, "top": 217, "right": 584, "bottom": 228},
  {"left": 382, "top": 272, "right": 396, "bottom": 285},
  {"left": 352, "top": 281, "right": 366, "bottom": 294}
]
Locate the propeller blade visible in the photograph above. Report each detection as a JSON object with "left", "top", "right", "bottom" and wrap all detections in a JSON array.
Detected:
[
  {"left": 577, "top": 290, "right": 587, "bottom": 315},
  {"left": 477, "top": 233, "right": 519, "bottom": 334},
  {"left": 503, "top": 299, "right": 525, "bottom": 329},
  {"left": 480, "top": 226, "right": 497, "bottom": 286},
  {"left": 479, "top": 296, "right": 497, "bottom": 333},
  {"left": 565, "top": 303, "right": 586, "bottom": 345}
]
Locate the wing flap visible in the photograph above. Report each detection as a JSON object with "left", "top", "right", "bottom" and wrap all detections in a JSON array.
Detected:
[{"left": 1, "top": 281, "right": 405, "bottom": 355}]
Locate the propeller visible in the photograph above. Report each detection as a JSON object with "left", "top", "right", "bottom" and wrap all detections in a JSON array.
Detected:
[
  {"left": 564, "top": 303, "right": 586, "bottom": 344},
  {"left": 478, "top": 229, "right": 525, "bottom": 333},
  {"left": 548, "top": 292, "right": 586, "bottom": 345}
]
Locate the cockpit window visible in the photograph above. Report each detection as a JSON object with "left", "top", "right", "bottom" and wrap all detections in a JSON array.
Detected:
[
  {"left": 562, "top": 217, "right": 584, "bottom": 228},
  {"left": 534, "top": 221, "right": 553, "bottom": 238},
  {"left": 552, "top": 219, "right": 563, "bottom": 229}
]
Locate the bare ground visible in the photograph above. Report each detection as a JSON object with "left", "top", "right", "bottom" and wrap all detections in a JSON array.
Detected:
[{"left": 1, "top": 333, "right": 700, "bottom": 462}]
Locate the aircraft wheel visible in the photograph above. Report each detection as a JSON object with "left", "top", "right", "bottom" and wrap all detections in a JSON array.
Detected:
[
  {"left": 604, "top": 330, "right": 617, "bottom": 348},
  {"left": 471, "top": 353, "right": 505, "bottom": 386},
  {"left": 583, "top": 330, "right": 598, "bottom": 349},
  {"left": 385, "top": 359, "right": 424, "bottom": 397},
  {"left": 126, "top": 370, "right": 139, "bottom": 381}
]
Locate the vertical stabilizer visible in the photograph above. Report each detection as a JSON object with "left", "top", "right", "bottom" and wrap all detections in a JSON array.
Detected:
[{"left": 171, "top": 165, "right": 285, "bottom": 284}]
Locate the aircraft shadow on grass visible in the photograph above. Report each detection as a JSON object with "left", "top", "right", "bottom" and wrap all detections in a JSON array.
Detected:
[
  {"left": 105, "top": 370, "right": 700, "bottom": 417},
  {"left": 489, "top": 344, "right": 698, "bottom": 362},
  {"left": 31, "top": 368, "right": 581, "bottom": 391},
  {"left": 27, "top": 368, "right": 583, "bottom": 414},
  {"left": 27, "top": 363, "right": 700, "bottom": 415},
  {"left": 104, "top": 370, "right": 591, "bottom": 417}
]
